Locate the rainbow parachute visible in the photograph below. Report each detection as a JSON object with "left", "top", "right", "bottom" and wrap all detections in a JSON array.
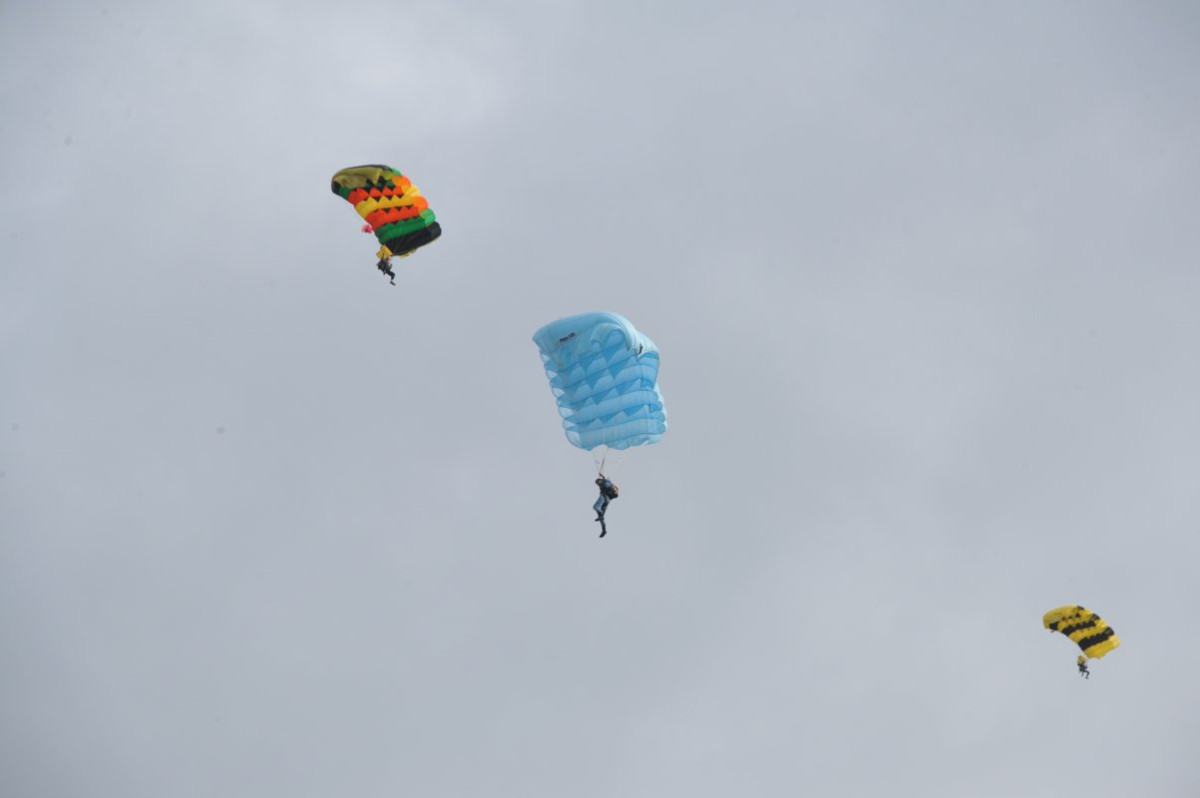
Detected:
[{"left": 331, "top": 165, "right": 441, "bottom": 275}]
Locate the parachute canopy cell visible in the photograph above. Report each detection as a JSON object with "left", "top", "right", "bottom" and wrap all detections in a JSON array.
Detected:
[
  {"left": 331, "top": 165, "right": 441, "bottom": 260},
  {"left": 1043, "top": 605, "right": 1121, "bottom": 660},
  {"left": 532, "top": 312, "right": 667, "bottom": 451}
]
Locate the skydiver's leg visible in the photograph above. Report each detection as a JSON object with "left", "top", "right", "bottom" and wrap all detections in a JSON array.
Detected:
[
  {"left": 594, "top": 494, "right": 608, "bottom": 520},
  {"left": 599, "top": 518, "right": 607, "bottom": 538},
  {"left": 377, "top": 260, "right": 397, "bottom": 284}
]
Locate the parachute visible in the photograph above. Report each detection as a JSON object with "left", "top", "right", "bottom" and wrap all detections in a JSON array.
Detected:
[
  {"left": 331, "top": 165, "right": 441, "bottom": 267},
  {"left": 532, "top": 312, "right": 667, "bottom": 453},
  {"left": 1043, "top": 605, "right": 1121, "bottom": 660}
]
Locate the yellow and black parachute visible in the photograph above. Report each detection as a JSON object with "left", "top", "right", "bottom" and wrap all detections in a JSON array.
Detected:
[
  {"left": 1043, "top": 605, "right": 1120, "bottom": 660},
  {"left": 331, "top": 165, "right": 441, "bottom": 274}
]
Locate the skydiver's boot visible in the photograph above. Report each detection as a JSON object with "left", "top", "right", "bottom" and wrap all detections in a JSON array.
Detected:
[{"left": 599, "top": 521, "right": 607, "bottom": 538}]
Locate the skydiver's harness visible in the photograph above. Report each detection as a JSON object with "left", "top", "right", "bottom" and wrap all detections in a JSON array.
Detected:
[{"left": 596, "top": 454, "right": 619, "bottom": 500}]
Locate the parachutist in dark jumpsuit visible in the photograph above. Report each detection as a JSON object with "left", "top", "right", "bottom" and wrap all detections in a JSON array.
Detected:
[
  {"left": 593, "top": 475, "right": 618, "bottom": 538},
  {"left": 377, "top": 258, "right": 396, "bottom": 285},
  {"left": 1077, "top": 656, "right": 1089, "bottom": 679}
]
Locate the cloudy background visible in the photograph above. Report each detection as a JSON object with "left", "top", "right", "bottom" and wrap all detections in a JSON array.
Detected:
[{"left": 3, "top": 1, "right": 1199, "bottom": 795}]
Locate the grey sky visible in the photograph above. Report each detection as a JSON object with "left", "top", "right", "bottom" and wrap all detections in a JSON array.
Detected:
[{"left": 3, "top": 1, "right": 1199, "bottom": 796}]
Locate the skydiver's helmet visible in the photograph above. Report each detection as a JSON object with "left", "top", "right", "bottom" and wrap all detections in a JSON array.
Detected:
[{"left": 1077, "top": 655, "right": 1086, "bottom": 665}]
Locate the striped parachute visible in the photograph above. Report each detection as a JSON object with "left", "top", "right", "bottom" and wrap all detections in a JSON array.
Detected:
[
  {"left": 331, "top": 165, "right": 441, "bottom": 273},
  {"left": 532, "top": 312, "right": 667, "bottom": 453},
  {"left": 1043, "top": 605, "right": 1121, "bottom": 660}
]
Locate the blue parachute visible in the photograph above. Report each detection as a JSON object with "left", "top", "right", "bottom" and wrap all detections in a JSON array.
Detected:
[{"left": 532, "top": 312, "right": 667, "bottom": 451}]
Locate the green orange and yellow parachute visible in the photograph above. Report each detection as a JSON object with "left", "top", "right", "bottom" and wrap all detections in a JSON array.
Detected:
[
  {"left": 331, "top": 165, "right": 441, "bottom": 283},
  {"left": 1043, "top": 605, "right": 1120, "bottom": 661}
]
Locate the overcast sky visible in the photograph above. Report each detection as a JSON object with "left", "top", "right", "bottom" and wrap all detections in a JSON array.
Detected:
[{"left": 3, "top": 1, "right": 1199, "bottom": 796}]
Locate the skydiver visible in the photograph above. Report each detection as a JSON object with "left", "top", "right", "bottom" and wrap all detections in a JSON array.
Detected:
[
  {"left": 593, "top": 474, "right": 619, "bottom": 538},
  {"left": 1077, "top": 656, "right": 1089, "bottom": 679},
  {"left": 377, "top": 258, "right": 396, "bottom": 285}
]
